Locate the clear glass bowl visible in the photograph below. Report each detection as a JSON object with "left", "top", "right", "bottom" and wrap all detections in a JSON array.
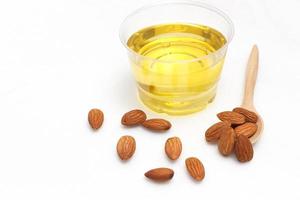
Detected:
[{"left": 120, "top": 1, "right": 234, "bottom": 115}]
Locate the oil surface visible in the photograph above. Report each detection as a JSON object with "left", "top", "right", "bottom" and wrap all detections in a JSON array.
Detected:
[{"left": 127, "top": 23, "right": 227, "bottom": 115}]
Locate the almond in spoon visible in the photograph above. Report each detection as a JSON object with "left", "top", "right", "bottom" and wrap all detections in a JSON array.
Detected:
[
  {"left": 233, "top": 107, "right": 258, "bottom": 123},
  {"left": 235, "top": 135, "right": 254, "bottom": 162},
  {"left": 205, "top": 121, "right": 231, "bottom": 142},
  {"left": 217, "top": 111, "right": 246, "bottom": 125},
  {"left": 218, "top": 128, "right": 236, "bottom": 156},
  {"left": 234, "top": 122, "right": 257, "bottom": 138}
]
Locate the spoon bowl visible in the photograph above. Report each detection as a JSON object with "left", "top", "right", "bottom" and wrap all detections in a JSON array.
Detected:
[{"left": 241, "top": 105, "right": 263, "bottom": 144}]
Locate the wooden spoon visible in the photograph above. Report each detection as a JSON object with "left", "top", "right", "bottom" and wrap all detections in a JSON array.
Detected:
[{"left": 241, "top": 45, "right": 263, "bottom": 144}]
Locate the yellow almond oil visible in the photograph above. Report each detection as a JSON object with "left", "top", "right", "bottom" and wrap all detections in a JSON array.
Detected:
[{"left": 127, "top": 23, "right": 227, "bottom": 115}]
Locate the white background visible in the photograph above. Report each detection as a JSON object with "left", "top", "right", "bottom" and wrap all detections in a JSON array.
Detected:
[{"left": 0, "top": 0, "right": 300, "bottom": 199}]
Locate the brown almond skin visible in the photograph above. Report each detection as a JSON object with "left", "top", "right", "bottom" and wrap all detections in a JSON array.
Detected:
[
  {"left": 235, "top": 135, "right": 254, "bottom": 162},
  {"left": 205, "top": 121, "right": 231, "bottom": 142},
  {"left": 121, "top": 109, "right": 146, "bottom": 126},
  {"left": 235, "top": 122, "right": 258, "bottom": 138},
  {"left": 218, "top": 128, "right": 236, "bottom": 156},
  {"left": 142, "top": 119, "right": 171, "bottom": 131},
  {"left": 233, "top": 107, "right": 258, "bottom": 123},
  {"left": 88, "top": 108, "right": 104, "bottom": 129},
  {"left": 185, "top": 157, "right": 205, "bottom": 181},
  {"left": 116, "top": 135, "right": 136, "bottom": 160},
  {"left": 165, "top": 137, "right": 182, "bottom": 160},
  {"left": 144, "top": 168, "right": 174, "bottom": 182},
  {"left": 217, "top": 111, "right": 246, "bottom": 125}
]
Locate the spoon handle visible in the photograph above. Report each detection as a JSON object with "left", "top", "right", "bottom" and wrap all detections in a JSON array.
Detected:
[{"left": 242, "top": 45, "right": 259, "bottom": 108}]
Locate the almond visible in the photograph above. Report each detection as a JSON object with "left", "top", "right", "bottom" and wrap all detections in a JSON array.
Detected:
[
  {"left": 88, "top": 108, "right": 104, "bottom": 129},
  {"left": 217, "top": 111, "right": 246, "bottom": 125},
  {"left": 165, "top": 137, "right": 182, "bottom": 160},
  {"left": 205, "top": 121, "right": 231, "bottom": 142},
  {"left": 218, "top": 128, "right": 236, "bottom": 156},
  {"left": 185, "top": 157, "right": 205, "bottom": 181},
  {"left": 233, "top": 107, "right": 258, "bottom": 123},
  {"left": 235, "top": 135, "right": 254, "bottom": 162},
  {"left": 121, "top": 109, "right": 146, "bottom": 126},
  {"left": 116, "top": 135, "right": 136, "bottom": 160},
  {"left": 235, "top": 122, "right": 257, "bottom": 138},
  {"left": 142, "top": 119, "right": 171, "bottom": 131},
  {"left": 144, "top": 168, "right": 174, "bottom": 182}
]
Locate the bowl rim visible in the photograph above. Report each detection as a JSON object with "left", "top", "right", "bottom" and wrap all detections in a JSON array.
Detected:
[{"left": 119, "top": 1, "right": 234, "bottom": 63}]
